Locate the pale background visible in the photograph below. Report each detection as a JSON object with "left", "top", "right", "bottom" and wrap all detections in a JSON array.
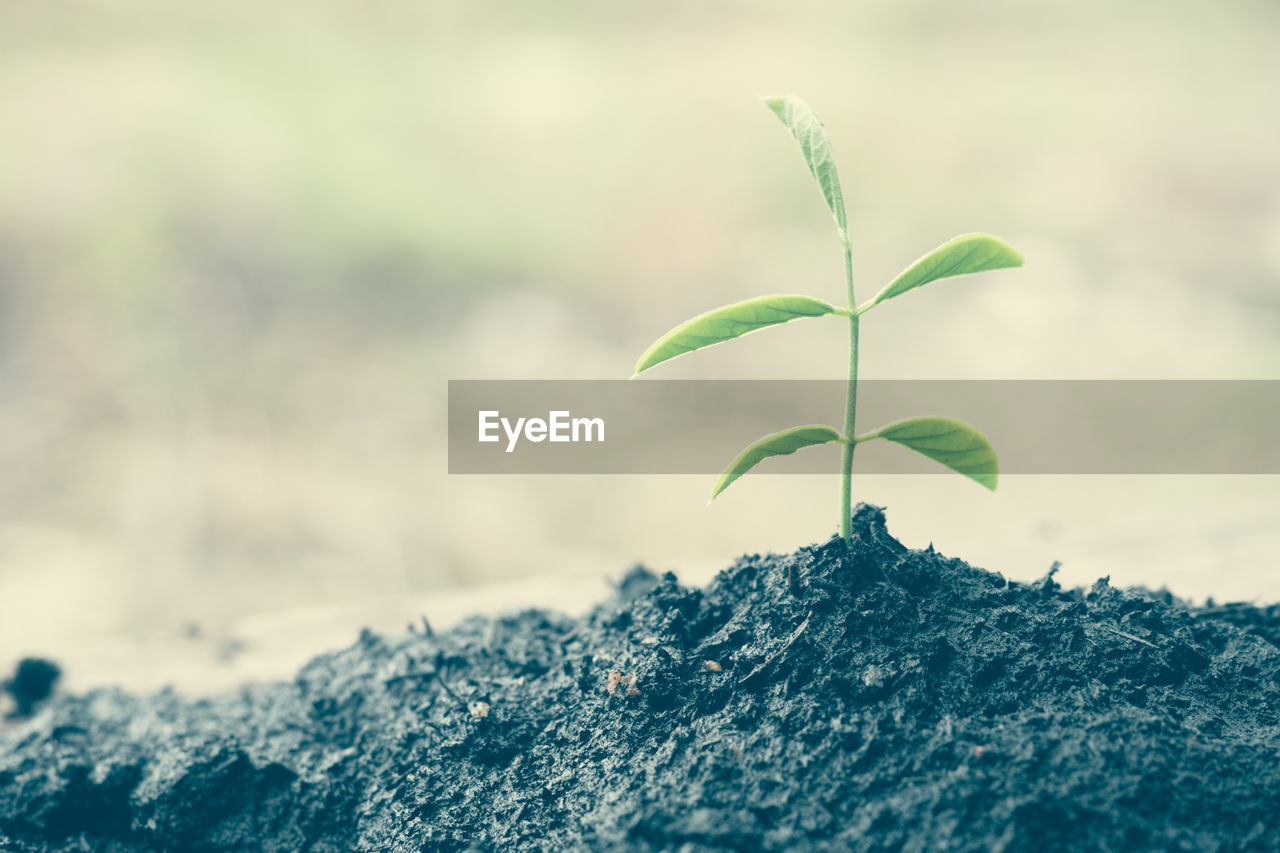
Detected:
[{"left": 1, "top": 1, "right": 1278, "bottom": 694}]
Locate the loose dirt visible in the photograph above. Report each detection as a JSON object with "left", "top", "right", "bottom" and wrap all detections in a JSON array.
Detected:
[{"left": 3, "top": 506, "right": 1278, "bottom": 851}]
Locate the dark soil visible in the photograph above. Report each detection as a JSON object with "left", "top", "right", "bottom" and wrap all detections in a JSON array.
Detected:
[
  {"left": 3, "top": 659, "right": 60, "bottom": 719},
  {"left": 3, "top": 505, "right": 1280, "bottom": 851}
]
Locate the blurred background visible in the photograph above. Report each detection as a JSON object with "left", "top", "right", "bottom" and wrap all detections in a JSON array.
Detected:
[{"left": 1, "top": 0, "right": 1278, "bottom": 693}]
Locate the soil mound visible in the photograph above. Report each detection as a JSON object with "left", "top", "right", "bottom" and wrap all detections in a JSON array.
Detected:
[{"left": 3, "top": 506, "right": 1279, "bottom": 851}]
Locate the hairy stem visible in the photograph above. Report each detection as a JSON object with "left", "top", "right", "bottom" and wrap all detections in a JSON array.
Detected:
[{"left": 840, "top": 240, "right": 859, "bottom": 541}]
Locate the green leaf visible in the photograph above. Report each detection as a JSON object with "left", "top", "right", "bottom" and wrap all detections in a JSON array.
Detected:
[
  {"left": 711, "top": 425, "right": 844, "bottom": 500},
  {"left": 865, "top": 416, "right": 998, "bottom": 490},
  {"left": 633, "top": 294, "right": 843, "bottom": 375},
  {"left": 763, "top": 95, "right": 847, "bottom": 239},
  {"left": 858, "top": 233, "right": 1023, "bottom": 314}
]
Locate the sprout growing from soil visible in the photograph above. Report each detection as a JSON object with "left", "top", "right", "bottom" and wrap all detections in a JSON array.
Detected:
[{"left": 633, "top": 96, "right": 1023, "bottom": 542}]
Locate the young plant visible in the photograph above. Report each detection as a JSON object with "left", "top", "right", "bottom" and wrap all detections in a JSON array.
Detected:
[{"left": 633, "top": 96, "right": 1023, "bottom": 543}]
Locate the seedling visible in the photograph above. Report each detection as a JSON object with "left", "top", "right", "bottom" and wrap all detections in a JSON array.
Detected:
[{"left": 633, "top": 96, "right": 1023, "bottom": 543}]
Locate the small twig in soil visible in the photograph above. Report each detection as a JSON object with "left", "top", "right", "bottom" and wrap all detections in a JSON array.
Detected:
[
  {"left": 1101, "top": 625, "right": 1156, "bottom": 648},
  {"left": 786, "top": 558, "right": 804, "bottom": 599},
  {"left": 384, "top": 669, "right": 465, "bottom": 705},
  {"left": 1190, "top": 603, "right": 1250, "bottom": 616},
  {"left": 435, "top": 671, "right": 464, "bottom": 704},
  {"left": 739, "top": 611, "right": 812, "bottom": 688},
  {"left": 384, "top": 672, "right": 434, "bottom": 686}
]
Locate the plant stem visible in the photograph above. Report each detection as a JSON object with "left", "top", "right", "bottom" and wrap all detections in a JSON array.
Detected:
[{"left": 839, "top": 240, "right": 859, "bottom": 542}]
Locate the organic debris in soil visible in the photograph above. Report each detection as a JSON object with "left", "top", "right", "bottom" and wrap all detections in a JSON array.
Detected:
[
  {"left": 3, "top": 505, "right": 1280, "bottom": 851},
  {"left": 3, "top": 658, "right": 60, "bottom": 719}
]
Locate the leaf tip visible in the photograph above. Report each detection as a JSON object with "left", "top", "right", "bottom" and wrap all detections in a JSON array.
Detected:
[
  {"left": 970, "top": 458, "right": 998, "bottom": 491},
  {"left": 975, "top": 232, "right": 1025, "bottom": 269},
  {"left": 761, "top": 95, "right": 794, "bottom": 121}
]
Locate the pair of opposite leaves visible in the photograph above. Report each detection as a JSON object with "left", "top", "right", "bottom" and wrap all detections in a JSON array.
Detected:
[{"left": 632, "top": 96, "right": 1024, "bottom": 499}]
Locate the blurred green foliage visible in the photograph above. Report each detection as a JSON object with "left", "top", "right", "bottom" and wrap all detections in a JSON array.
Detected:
[{"left": 1, "top": 0, "right": 1278, "bottom": 653}]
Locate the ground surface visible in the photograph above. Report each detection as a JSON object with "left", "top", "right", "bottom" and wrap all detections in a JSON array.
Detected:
[{"left": 3, "top": 505, "right": 1280, "bottom": 851}]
